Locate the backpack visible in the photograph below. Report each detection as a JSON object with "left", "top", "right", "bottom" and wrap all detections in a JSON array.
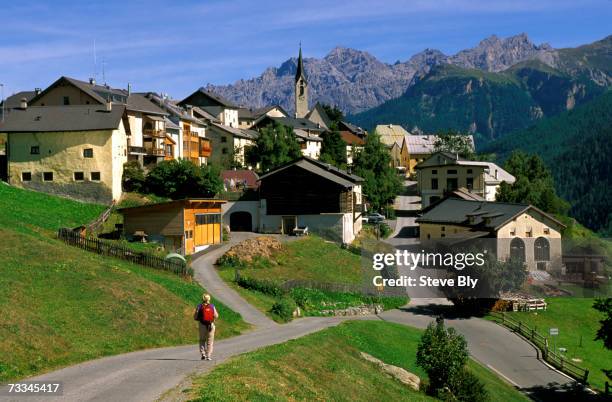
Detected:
[{"left": 199, "top": 303, "right": 215, "bottom": 324}]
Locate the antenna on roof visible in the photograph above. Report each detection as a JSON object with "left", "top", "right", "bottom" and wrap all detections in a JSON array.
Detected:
[
  {"left": 102, "top": 57, "right": 106, "bottom": 85},
  {"left": 92, "top": 39, "right": 97, "bottom": 82}
]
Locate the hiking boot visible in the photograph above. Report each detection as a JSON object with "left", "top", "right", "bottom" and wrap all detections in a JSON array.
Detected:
[
  {"left": 201, "top": 355, "right": 206, "bottom": 360},
  {"left": 205, "top": 356, "right": 212, "bottom": 361}
]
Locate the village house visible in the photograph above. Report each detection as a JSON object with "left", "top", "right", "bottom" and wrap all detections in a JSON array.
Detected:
[
  {"left": 237, "top": 105, "right": 288, "bottom": 129},
  {"left": 339, "top": 130, "right": 365, "bottom": 165},
  {"left": 251, "top": 114, "right": 324, "bottom": 159},
  {"left": 417, "top": 198, "right": 566, "bottom": 272},
  {"left": 144, "top": 93, "right": 211, "bottom": 166},
  {"left": 0, "top": 101, "right": 127, "bottom": 203},
  {"left": 417, "top": 151, "right": 515, "bottom": 208},
  {"left": 118, "top": 199, "right": 225, "bottom": 255},
  {"left": 178, "top": 88, "right": 258, "bottom": 167},
  {"left": 222, "top": 157, "right": 363, "bottom": 243}
]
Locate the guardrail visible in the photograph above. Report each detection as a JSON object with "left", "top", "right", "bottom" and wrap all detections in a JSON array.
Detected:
[
  {"left": 58, "top": 228, "right": 192, "bottom": 277},
  {"left": 490, "top": 311, "right": 589, "bottom": 383}
]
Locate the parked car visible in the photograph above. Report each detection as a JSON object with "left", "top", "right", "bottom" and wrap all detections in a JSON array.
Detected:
[{"left": 365, "top": 213, "right": 385, "bottom": 223}]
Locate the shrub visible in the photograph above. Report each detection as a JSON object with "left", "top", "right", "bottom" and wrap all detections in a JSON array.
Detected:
[
  {"left": 379, "top": 222, "right": 392, "bottom": 239},
  {"left": 445, "top": 369, "right": 488, "bottom": 402},
  {"left": 234, "top": 273, "right": 284, "bottom": 297},
  {"left": 270, "top": 297, "right": 297, "bottom": 322},
  {"left": 122, "top": 161, "right": 146, "bottom": 192},
  {"left": 491, "top": 299, "right": 512, "bottom": 312},
  {"left": 416, "top": 317, "right": 469, "bottom": 394}
]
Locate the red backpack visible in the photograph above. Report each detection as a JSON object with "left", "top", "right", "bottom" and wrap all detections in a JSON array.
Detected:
[{"left": 200, "top": 304, "right": 215, "bottom": 324}]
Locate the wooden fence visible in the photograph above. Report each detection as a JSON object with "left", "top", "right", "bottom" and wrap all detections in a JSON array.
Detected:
[
  {"left": 58, "top": 228, "right": 192, "bottom": 277},
  {"left": 490, "top": 311, "right": 589, "bottom": 383},
  {"left": 86, "top": 201, "right": 115, "bottom": 233}
]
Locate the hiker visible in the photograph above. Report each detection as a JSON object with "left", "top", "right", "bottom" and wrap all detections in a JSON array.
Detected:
[{"left": 193, "top": 293, "right": 218, "bottom": 360}]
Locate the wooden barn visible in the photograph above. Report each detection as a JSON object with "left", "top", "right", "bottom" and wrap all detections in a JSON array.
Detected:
[
  {"left": 258, "top": 157, "right": 364, "bottom": 243},
  {"left": 118, "top": 199, "right": 225, "bottom": 255}
]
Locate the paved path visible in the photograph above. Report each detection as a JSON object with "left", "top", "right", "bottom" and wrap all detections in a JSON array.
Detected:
[
  {"left": 1, "top": 316, "right": 362, "bottom": 402},
  {"left": 3, "top": 222, "right": 576, "bottom": 401},
  {"left": 192, "top": 232, "right": 277, "bottom": 328}
]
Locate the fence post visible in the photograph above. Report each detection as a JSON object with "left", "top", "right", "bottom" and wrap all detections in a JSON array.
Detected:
[
  {"left": 518, "top": 321, "right": 522, "bottom": 334},
  {"left": 543, "top": 338, "right": 548, "bottom": 359}
]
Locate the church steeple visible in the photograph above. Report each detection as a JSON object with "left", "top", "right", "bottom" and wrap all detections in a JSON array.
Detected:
[{"left": 294, "top": 44, "right": 309, "bottom": 118}]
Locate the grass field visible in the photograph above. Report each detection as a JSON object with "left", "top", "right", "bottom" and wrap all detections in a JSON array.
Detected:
[
  {"left": 224, "top": 235, "right": 363, "bottom": 284},
  {"left": 217, "top": 235, "right": 407, "bottom": 322},
  {"left": 0, "top": 184, "right": 248, "bottom": 382},
  {"left": 488, "top": 297, "right": 611, "bottom": 391},
  {"left": 187, "top": 321, "right": 528, "bottom": 402}
]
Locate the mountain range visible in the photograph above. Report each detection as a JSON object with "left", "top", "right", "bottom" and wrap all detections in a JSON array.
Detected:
[{"left": 207, "top": 33, "right": 611, "bottom": 142}]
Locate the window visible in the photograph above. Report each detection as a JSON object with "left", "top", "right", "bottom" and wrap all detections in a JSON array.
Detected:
[
  {"left": 510, "top": 228, "right": 516, "bottom": 236},
  {"left": 431, "top": 169, "right": 437, "bottom": 175},
  {"left": 90, "top": 172, "right": 101, "bottom": 181},
  {"left": 184, "top": 230, "right": 194, "bottom": 239},
  {"left": 510, "top": 238, "right": 526, "bottom": 263},
  {"left": 63, "top": 96, "right": 70, "bottom": 105},
  {"left": 466, "top": 177, "right": 474, "bottom": 190},
  {"left": 431, "top": 178, "right": 438, "bottom": 190},
  {"left": 30, "top": 146, "right": 40, "bottom": 155},
  {"left": 467, "top": 169, "right": 473, "bottom": 174},
  {"left": 534, "top": 237, "right": 550, "bottom": 261},
  {"left": 83, "top": 148, "right": 94, "bottom": 158},
  {"left": 43, "top": 172, "right": 53, "bottom": 182},
  {"left": 74, "top": 172, "right": 84, "bottom": 181},
  {"left": 447, "top": 169, "right": 457, "bottom": 175},
  {"left": 446, "top": 178, "right": 458, "bottom": 191},
  {"left": 543, "top": 227, "right": 550, "bottom": 235},
  {"left": 441, "top": 226, "right": 446, "bottom": 231},
  {"left": 222, "top": 148, "right": 228, "bottom": 154},
  {"left": 21, "top": 172, "right": 32, "bottom": 181},
  {"left": 221, "top": 136, "right": 227, "bottom": 143}
]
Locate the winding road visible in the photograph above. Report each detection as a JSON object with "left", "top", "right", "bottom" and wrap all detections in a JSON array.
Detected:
[{"left": 2, "top": 208, "right": 575, "bottom": 401}]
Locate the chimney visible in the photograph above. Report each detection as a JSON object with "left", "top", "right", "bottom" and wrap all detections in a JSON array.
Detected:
[
  {"left": 20, "top": 98, "right": 28, "bottom": 109},
  {"left": 34, "top": 88, "right": 42, "bottom": 95},
  {"left": 127, "top": 83, "right": 131, "bottom": 96},
  {"left": 106, "top": 101, "right": 112, "bottom": 112},
  {"left": 89, "top": 78, "right": 96, "bottom": 85},
  {"left": 495, "top": 169, "right": 498, "bottom": 180}
]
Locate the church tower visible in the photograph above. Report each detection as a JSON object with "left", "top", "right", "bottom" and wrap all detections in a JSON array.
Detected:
[{"left": 294, "top": 45, "right": 309, "bottom": 118}]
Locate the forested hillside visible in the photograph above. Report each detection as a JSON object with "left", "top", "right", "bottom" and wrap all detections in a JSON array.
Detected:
[
  {"left": 484, "top": 91, "right": 612, "bottom": 234},
  {"left": 349, "top": 60, "right": 607, "bottom": 142}
]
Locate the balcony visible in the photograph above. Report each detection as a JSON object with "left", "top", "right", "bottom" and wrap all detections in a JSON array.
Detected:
[
  {"left": 128, "top": 146, "right": 147, "bottom": 155},
  {"left": 143, "top": 129, "right": 166, "bottom": 138},
  {"left": 200, "top": 139, "right": 212, "bottom": 158},
  {"left": 146, "top": 148, "right": 165, "bottom": 156}
]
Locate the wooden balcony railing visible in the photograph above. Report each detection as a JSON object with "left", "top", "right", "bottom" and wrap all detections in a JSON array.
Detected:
[
  {"left": 128, "top": 146, "right": 147, "bottom": 155},
  {"left": 143, "top": 129, "right": 166, "bottom": 138}
]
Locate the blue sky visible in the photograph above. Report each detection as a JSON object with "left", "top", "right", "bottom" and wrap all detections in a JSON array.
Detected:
[{"left": 1, "top": 0, "right": 611, "bottom": 99}]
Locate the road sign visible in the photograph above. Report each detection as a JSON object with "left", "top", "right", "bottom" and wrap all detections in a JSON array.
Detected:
[{"left": 549, "top": 328, "right": 559, "bottom": 336}]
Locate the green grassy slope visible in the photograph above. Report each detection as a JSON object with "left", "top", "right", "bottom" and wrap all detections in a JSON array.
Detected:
[
  {"left": 488, "top": 298, "right": 612, "bottom": 391},
  {"left": 187, "top": 321, "right": 528, "bottom": 402},
  {"left": 0, "top": 184, "right": 248, "bottom": 382}
]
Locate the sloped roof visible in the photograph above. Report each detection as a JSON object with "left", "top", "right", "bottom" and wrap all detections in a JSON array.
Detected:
[
  {"left": 294, "top": 129, "right": 322, "bottom": 142},
  {"left": 339, "top": 120, "right": 366, "bottom": 136},
  {"left": 340, "top": 131, "right": 365, "bottom": 146},
  {"left": 221, "top": 170, "right": 259, "bottom": 189},
  {"left": 259, "top": 156, "right": 363, "bottom": 187},
  {"left": 305, "top": 102, "right": 333, "bottom": 129},
  {"left": 416, "top": 198, "right": 565, "bottom": 231},
  {"left": 2, "top": 91, "right": 37, "bottom": 108},
  {"left": 375, "top": 124, "right": 410, "bottom": 146},
  {"left": 179, "top": 87, "right": 236, "bottom": 108},
  {"left": 449, "top": 188, "right": 485, "bottom": 201},
  {"left": 210, "top": 122, "right": 258, "bottom": 140},
  {"left": 29, "top": 76, "right": 129, "bottom": 106},
  {"left": 126, "top": 93, "right": 168, "bottom": 115},
  {"left": 0, "top": 105, "right": 126, "bottom": 132},
  {"left": 404, "top": 134, "right": 439, "bottom": 154}
]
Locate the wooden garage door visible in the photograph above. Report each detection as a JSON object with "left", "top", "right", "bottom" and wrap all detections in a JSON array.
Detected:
[{"left": 195, "top": 214, "right": 221, "bottom": 246}]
